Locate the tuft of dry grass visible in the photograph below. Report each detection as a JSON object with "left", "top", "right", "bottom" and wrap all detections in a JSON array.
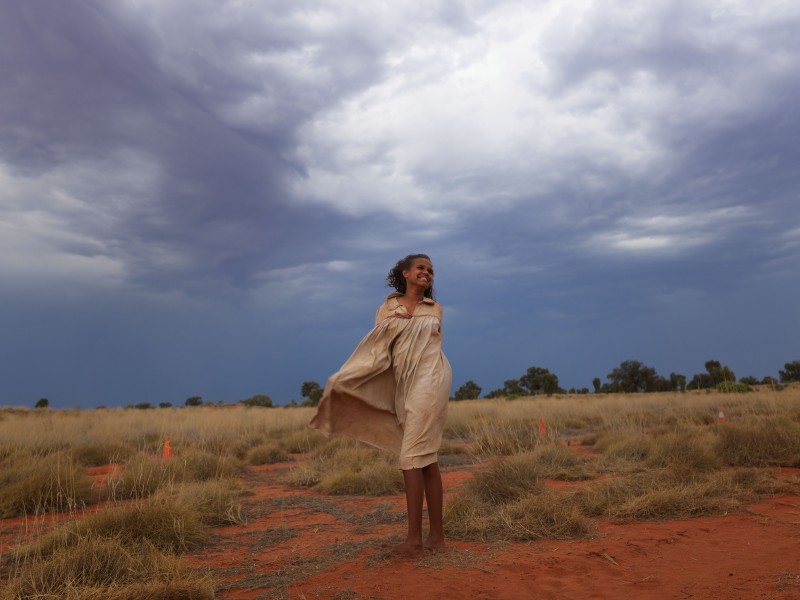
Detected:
[
  {"left": 468, "top": 416, "right": 544, "bottom": 457},
  {"left": 285, "top": 437, "right": 403, "bottom": 495},
  {"left": 715, "top": 417, "right": 800, "bottom": 467},
  {"left": 275, "top": 428, "right": 328, "bottom": 454},
  {"left": 530, "top": 444, "right": 595, "bottom": 480},
  {"left": 461, "top": 453, "right": 545, "bottom": 505},
  {"left": 107, "top": 449, "right": 239, "bottom": 500},
  {"left": 1, "top": 537, "right": 214, "bottom": 600},
  {"left": 18, "top": 479, "right": 245, "bottom": 560},
  {"left": 0, "top": 451, "right": 96, "bottom": 518},
  {"left": 246, "top": 442, "right": 289, "bottom": 466},
  {"left": 443, "top": 452, "right": 595, "bottom": 541},
  {"left": 70, "top": 441, "right": 135, "bottom": 467},
  {"left": 596, "top": 433, "right": 653, "bottom": 466},
  {"left": 645, "top": 430, "right": 721, "bottom": 471},
  {"left": 444, "top": 484, "right": 594, "bottom": 542},
  {"left": 3, "top": 478, "right": 243, "bottom": 600},
  {"left": 495, "top": 493, "right": 596, "bottom": 541},
  {"left": 576, "top": 465, "right": 789, "bottom": 520}
]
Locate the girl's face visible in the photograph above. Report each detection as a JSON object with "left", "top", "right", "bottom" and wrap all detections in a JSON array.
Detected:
[{"left": 403, "top": 257, "right": 434, "bottom": 290}]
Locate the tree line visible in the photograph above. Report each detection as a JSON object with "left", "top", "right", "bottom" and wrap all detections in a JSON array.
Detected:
[
  {"left": 31, "top": 360, "right": 800, "bottom": 409},
  {"left": 452, "top": 359, "right": 800, "bottom": 401}
]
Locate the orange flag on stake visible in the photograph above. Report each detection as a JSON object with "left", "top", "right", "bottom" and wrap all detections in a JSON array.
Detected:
[
  {"left": 162, "top": 436, "right": 172, "bottom": 460},
  {"left": 539, "top": 417, "right": 548, "bottom": 437}
]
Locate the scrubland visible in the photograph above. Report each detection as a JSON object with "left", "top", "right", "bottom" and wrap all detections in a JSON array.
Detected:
[{"left": 1, "top": 386, "right": 799, "bottom": 598}]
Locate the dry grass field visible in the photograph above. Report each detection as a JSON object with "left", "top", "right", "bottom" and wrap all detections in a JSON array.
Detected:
[{"left": 1, "top": 387, "right": 799, "bottom": 599}]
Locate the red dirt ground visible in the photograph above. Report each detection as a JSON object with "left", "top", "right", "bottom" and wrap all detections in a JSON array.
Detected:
[
  {"left": 2, "top": 462, "right": 799, "bottom": 599},
  {"left": 182, "top": 461, "right": 800, "bottom": 600}
]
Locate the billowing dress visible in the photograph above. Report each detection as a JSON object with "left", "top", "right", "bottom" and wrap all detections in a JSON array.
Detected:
[{"left": 310, "top": 293, "right": 452, "bottom": 470}]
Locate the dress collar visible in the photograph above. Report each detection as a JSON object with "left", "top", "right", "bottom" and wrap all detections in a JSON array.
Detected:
[{"left": 386, "top": 291, "right": 435, "bottom": 304}]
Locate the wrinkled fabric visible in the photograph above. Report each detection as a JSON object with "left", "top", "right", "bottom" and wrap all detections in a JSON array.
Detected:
[{"left": 310, "top": 293, "right": 452, "bottom": 470}]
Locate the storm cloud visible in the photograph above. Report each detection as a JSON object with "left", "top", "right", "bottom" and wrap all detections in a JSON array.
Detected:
[{"left": 1, "top": 0, "right": 798, "bottom": 407}]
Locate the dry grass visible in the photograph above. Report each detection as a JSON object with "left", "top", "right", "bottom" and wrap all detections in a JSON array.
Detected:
[
  {"left": 576, "top": 465, "right": 789, "bottom": 520},
  {"left": 716, "top": 417, "right": 800, "bottom": 467},
  {"left": 107, "top": 449, "right": 239, "bottom": 500},
  {"left": 0, "top": 405, "right": 318, "bottom": 459},
  {"left": 13, "top": 483, "right": 244, "bottom": 557},
  {"left": 1, "top": 537, "right": 215, "bottom": 600},
  {"left": 273, "top": 428, "right": 328, "bottom": 454},
  {"left": 285, "top": 437, "right": 403, "bottom": 495},
  {"left": 596, "top": 427, "right": 722, "bottom": 472},
  {"left": 530, "top": 444, "right": 595, "bottom": 480},
  {"left": 441, "top": 387, "right": 800, "bottom": 541},
  {"left": 444, "top": 452, "right": 595, "bottom": 541},
  {"left": 2, "top": 389, "right": 799, "bottom": 595},
  {"left": 3, "top": 478, "right": 243, "bottom": 600},
  {"left": 444, "top": 482, "right": 594, "bottom": 542},
  {"left": 0, "top": 451, "right": 96, "bottom": 518},
  {"left": 246, "top": 442, "right": 290, "bottom": 466}
]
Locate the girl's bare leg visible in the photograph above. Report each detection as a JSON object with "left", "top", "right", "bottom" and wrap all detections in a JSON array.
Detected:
[
  {"left": 422, "top": 462, "right": 445, "bottom": 550},
  {"left": 395, "top": 468, "right": 424, "bottom": 556}
]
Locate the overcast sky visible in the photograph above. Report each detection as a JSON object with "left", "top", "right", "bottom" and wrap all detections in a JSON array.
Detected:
[{"left": 2, "top": 0, "right": 798, "bottom": 408}]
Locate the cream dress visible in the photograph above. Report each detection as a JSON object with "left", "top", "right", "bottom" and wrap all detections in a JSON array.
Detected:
[{"left": 310, "top": 293, "right": 452, "bottom": 469}]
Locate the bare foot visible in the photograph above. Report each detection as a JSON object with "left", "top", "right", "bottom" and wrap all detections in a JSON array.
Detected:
[{"left": 394, "top": 541, "right": 424, "bottom": 557}]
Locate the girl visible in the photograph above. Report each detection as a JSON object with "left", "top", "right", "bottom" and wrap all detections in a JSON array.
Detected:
[{"left": 311, "top": 253, "right": 452, "bottom": 555}]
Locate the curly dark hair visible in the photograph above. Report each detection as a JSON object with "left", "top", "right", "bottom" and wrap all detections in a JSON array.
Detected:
[{"left": 386, "top": 254, "right": 435, "bottom": 299}]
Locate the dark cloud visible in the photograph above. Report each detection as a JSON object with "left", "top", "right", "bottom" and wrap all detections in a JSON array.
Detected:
[{"left": 1, "top": 0, "right": 798, "bottom": 407}]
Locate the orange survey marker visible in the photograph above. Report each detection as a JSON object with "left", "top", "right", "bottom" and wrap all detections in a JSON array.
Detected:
[
  {"left": 539, "top": 417, "right": 548, "bottom": 437},
  {"left": 717, "top": 407, "right": 726, "bottom": 422},
  {"left": 162, "top": 436, "right": 172, "bottom": 460}
]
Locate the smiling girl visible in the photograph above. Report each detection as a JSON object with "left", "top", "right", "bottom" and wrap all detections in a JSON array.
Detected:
[{"left": 311, "top": 253, "right": 452, "bottom": 556}]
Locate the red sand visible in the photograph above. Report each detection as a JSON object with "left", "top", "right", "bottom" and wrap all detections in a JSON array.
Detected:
[
  {"left": 3, "top": 460, "right": 799, "bottom": 599},
  {"left": 183, "top": 462, "right": 800, "bottom": 600}
]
